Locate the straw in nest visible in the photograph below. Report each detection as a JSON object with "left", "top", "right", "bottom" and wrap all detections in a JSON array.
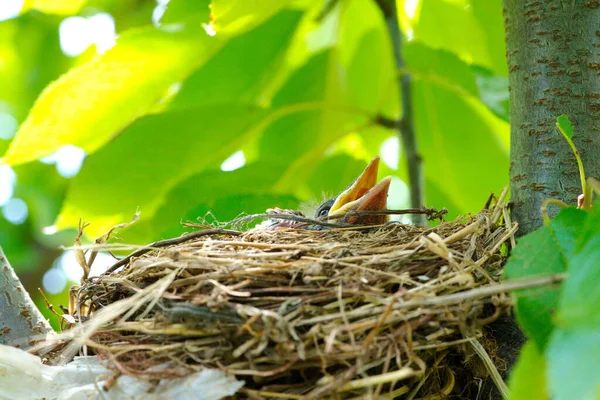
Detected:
[{"left": 34, "top": 189, "right": 531, "bottom": 399}]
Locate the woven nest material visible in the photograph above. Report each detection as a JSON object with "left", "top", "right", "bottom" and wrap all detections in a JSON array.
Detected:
[{"left": 41, "top": 194, "right": 518, "bottom": 399}]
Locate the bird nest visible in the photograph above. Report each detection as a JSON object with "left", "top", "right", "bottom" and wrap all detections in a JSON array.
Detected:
[{"left": 37, "top": 192, "right": 518, "bottom": 399}]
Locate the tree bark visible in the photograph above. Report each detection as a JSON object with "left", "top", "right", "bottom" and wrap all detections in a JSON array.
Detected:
[
  {"left": 482, "top": 2, "right": 600, "bottom": 399},
  {"left": 0, "top": 247, "right": 53, "bottom": 348},
  {"left": 505, "top": 0, "right": 600, "bottom": 234}
]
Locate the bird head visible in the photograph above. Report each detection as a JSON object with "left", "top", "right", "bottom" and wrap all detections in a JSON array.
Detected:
[{"left": 315, "top": 157, "right": 391, "bottom": 225}]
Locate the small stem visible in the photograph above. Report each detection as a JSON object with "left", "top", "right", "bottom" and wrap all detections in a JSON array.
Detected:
[
  {"left": 555, "top": 118, "right": 588, "bottom": 209},
  {"left": 374, "top": 0, "right": 425, "bottom": 225}
]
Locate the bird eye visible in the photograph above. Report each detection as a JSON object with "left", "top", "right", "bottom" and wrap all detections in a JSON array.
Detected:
[{"left": 314, "top": 198, "right": 334, "bottom": 219}]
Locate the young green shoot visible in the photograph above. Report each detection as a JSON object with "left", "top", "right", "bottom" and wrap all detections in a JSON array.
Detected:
[{"left": 555, "top": 115, "right": 589, "bottom": 210}]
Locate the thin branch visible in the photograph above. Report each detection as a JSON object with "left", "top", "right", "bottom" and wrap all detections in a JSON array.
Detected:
[
  {"left": 374, "top": 0, "right": 425, "bottom": 225},
  {"left": 373, "top": 114, "right": 400, "bottom": 129},
  {"left": 223, "top": 207, "right": 447, "bottom": 230},
  {"left": 0, "top": 248, "right": 54, "bottom": 348}
]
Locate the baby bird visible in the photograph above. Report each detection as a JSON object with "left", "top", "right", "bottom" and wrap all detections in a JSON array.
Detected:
[{"left": 262, "top": 157, "right": 391, "bottom": 229}]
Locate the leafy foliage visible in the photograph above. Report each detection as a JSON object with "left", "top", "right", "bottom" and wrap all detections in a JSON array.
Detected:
[
  {"left": 507, "top": 203, "right": 600, "bottom": 400},
  {"left": 3, "top": 24, "right": 224, "bottom": 165}
]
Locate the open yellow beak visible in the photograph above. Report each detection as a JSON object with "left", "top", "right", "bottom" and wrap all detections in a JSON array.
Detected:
[{"left": 328, "top": 157, "right": 391, "bottom": 225}]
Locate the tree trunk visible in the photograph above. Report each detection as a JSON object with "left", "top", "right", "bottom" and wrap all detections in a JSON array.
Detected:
[
  {"left": 481, "top": 2, "right": 600, "bottom": 399},
  {"left": 505, "top": 0, "right": 600, "bottom": 234}
]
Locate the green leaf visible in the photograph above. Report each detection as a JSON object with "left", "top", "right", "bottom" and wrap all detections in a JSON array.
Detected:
[
  {"left": 556, "top": 234, "right": 600, "bottom": 329},
  {"left": 209, "top": 0, "right": 292, "bottom": 36},
  {"left": 404, "top": 41, "right": 479, "bottom": 98},
  {"left": 503, "top": 226, "right": 566, "bottom": 349},
  {"left": 339, "top": 0, "right": 396, "bottom": 115},
  {"left": 556, "top": 114, "right": 574, "bottom": 140},
  {"left": 547, "top": 328, "right": 600, "bottom": 400},
  {"left": 3, "top": 24, "right": 224, "bottom": 166},
  {"left": 257, "top": 49, "right": 362, "bottom": 196},
  {"left": 413, "top": 0, "right": 493, "bottom": 70},
  {"left": 161, "top": 0, "right": 211, "bottom": 25},
  {"left": 473, "top": 66, "right": 509, "bottom": 121},
  {"left": 471, "top": 0, "right": 507, "bottom": 76},
  {"left": 508, "top": 341, "right": 549, "bottom": 400},
  {"left": 413, "top": 79, "right": 509, "bottom": 217},
  {"left": 55, "top": 104, "right": 269, "bottom": 237},
  {"left": 549, "top": 207, "right": 587, "bottom": 260},
  {"left": 545, "top": 204, "right": 600, "bottom": 400},
  {"left": 0, "top": 13, "right": 70, "bottom": 123},
  {"left": 501, "top": 208, "right": 584, "bottom": 349},
  {"left": 170, "top": 10, "right": 302, "bottom": 109},
  {"left": 346, "top": 29, "right": 398, "bottom": 115},
  {"left": 120, "top": 163, "right": 300, "bottom": 242}
]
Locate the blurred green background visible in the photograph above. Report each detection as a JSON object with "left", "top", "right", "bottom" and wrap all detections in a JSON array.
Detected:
[{"left": 0, "top": 0, "right": 508, "bottom": 328}]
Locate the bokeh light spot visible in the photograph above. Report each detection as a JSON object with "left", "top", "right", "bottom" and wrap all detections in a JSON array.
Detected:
[
  {"left": 152, "top": 0, "right": 170, "bottom": 26},
  {"left": 405, "top": 0, "right": 420, "bottom": 19},
  {"left": 58, "top": 249, "right": 115, "bottom": 282},
  {"left": 0, "top": 113, "right": 18, "bottom": 140},
  {"left": 59, "top": 13, "right": 116, "bottom": 57},
  {"left": 221, "top": 150, "right": 246, "bottom": 172},
  {"left": 40, "top": 145, "right": 86, "bottom": 178},
  {"left": 387, "top": 177, "right": 410, "bottom": 222},
  {"left": 42, "top": 268, "right": 67, "bottom": 294},
  {"left": 2, "top": 198, "right": 28, "bottom": 225},
  {"left": 380, "top": 136, "right": 400, "bottom": 170},
  {"left": 0, "top": 163, "right": 16, "bottom": 206},
  {"left": 0, "top": 0, "right": 23, "bottom": 22}
]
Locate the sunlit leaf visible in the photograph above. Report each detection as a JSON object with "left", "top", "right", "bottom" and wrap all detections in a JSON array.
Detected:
[
  {"left": 508, "top": 341, "right": 549, "bottom": 400},
  {"left": 471, "top": 0, "right": 507, "bottom": 76},
  {"left": 413, "top": 0, "right": 492, "bottom": 70},
  {"left": 413, "top": 80, "right": 509, "bottom": 216},
  {"left": 258, "top": 49, "right": 367, "bottom": 197},
  {"left": 170, "top": 10, "right": 302, "bottom": 109},
  {"left": 24, "top": 0, "right": 87, "bottom": 15},
  {"left": 338, "top": 0, "right": 386, "bottom": 68},
  {"left": 3, "top": 24, "right": 224, "bottom": 166},
  {"left": 405, "top": 41, "right": 479, "bottom": 97},
  {"left": 55, "top": 105, "right": 269, "bottom": 236},
  {"left": 347, "top": 29, "right": 398, "bottom": 115},
  {"left": 161, "top": 0, "right": 211, "bottom": 25},
  {"left": 209, "top": 0, "right": 292, "bottom": 36}
]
